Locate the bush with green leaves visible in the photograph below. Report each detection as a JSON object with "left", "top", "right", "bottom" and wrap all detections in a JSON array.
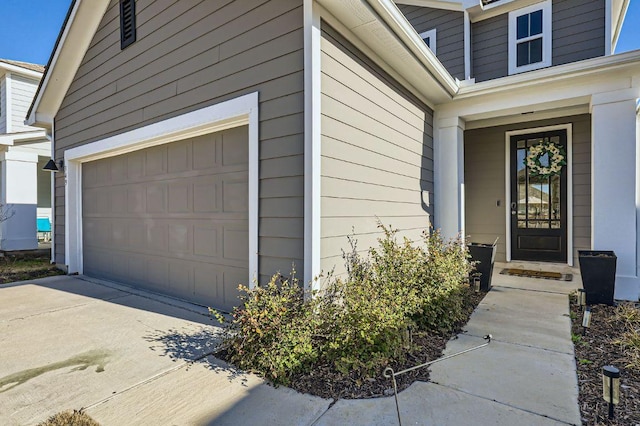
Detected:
[{"left": 213, "top": 224, "right": 474, "bottom": 385}]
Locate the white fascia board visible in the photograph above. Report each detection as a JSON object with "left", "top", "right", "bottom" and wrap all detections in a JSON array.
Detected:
[
  {"left": 0, "top": 130, "right": 48, "bottom": 146},
  {"left": 0, "top": 63, "right": 42, "bottom": 80},
  {"left": 457, "top": 49, "right": 640, "bottom": 100},
  {"left": 366, "top": 0, "right": 459, "bottom": 94},
  {"left": 315, "top": 0, "right": 458, "bottom": 104},
  {"left": 612, "top": 0, "right": 630, "bottom": 52},
  {"left": 26, "top": 0, "right": 110, "bottom": 130},
  {"left": 467, "top": 0, "right": 551, "bottom": 23},
  {"left": 395, "top": 0, "right": 463, "bottom": 11}
]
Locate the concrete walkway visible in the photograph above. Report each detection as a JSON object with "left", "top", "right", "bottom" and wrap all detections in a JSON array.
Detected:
[{"left": 0, "top": 264, "right": 582, "bottom": 425}]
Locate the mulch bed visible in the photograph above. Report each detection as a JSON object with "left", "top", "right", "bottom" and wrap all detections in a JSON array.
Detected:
[
  {"left": 219, "top": 289, "right": 487, "bottom": 400},
  {"left": 570, "top": 301, "right": 640, "bottom": 425}
]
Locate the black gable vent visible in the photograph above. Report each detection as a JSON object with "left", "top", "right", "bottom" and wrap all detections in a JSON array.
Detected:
[{"left": 120, "top": 0, "right": 136, "bottom": 49}]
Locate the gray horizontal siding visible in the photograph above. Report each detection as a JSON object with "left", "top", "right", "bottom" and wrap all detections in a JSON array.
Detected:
[
  {"left": 320, "top": 23, "right": 433, "bottom": 278},
  {"left": 54, "top": 0, "right": 304, "bottom": 284},
  {"left": 472, "top": 14, "right": 508, "bottom": 82},
  {"left": 398, "top": 5, "right": 465, "bottom": 80},
  {"left": 464, "top": 115, "right": 591, "bottom": 265},
  {"left": 552, "top": 0, "right": 605, "bottom": 66}
]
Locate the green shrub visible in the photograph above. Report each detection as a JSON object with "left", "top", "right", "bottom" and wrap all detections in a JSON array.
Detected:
[
  {"left": 214, "top": 224, "right": 474, "bottom": 385},
  {"left": 212, "top": 271, "right": 321, "bottom": 384}
]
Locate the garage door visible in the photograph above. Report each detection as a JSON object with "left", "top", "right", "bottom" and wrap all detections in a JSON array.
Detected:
[{"left": 82, "top": 126, "right": 248, "bottom": 311}]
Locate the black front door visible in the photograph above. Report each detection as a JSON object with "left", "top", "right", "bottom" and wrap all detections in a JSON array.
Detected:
[{"left": 510, "top": 130, "right": 567, "bottom": 262}]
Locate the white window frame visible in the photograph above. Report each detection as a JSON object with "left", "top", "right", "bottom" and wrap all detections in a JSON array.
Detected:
[
  {"left": 418, "top": 28, "right": 437, "bottom": 55},
  {"left": 508, "top": 0, "right": 552, "bottom": 75}
]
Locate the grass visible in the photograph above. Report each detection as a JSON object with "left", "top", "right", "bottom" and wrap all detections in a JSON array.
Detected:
[{"left": 0, "top": 256, "right": 64, "bottom": 284}]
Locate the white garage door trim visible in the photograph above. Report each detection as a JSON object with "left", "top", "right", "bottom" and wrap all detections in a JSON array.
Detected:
[{"left": 63, "top": 92, "right": 259, "bottom": 288}]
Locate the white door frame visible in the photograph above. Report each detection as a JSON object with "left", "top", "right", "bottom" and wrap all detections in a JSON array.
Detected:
[
  {"left": 504, "top": 123, "right": 573, "bottom": 265},
  {"left": 63, "top": 92, "right": 260, "bottom": 287}
]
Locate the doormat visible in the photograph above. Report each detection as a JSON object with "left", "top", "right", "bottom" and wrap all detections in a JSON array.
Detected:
[{"left": 500, "top": 268, "right": 573, "bottom": 281}]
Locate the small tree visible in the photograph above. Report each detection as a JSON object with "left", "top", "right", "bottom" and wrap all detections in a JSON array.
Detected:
[{"left": 0, "top": 204, "right": 14, "bottom": 223}]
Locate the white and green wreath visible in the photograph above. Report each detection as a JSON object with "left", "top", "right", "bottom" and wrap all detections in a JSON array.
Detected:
[{"left": 525, "top": 141, "right": 566, "bottom": 177}]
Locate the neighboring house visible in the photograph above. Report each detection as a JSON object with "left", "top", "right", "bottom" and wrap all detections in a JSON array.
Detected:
[
  {"left": 26, "top": 0, "right": 640, "bottom": 310},
  {"left": 0, "top": 59, "right": 51, "bottom": 251}
]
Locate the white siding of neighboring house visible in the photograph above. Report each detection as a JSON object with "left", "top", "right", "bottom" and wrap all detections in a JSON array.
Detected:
[
  {"left": 11, "top": 74, "right": 40, "bottom": 132},
  {"left": 0, "top": 76, "right": 6, "bottom": 134}
]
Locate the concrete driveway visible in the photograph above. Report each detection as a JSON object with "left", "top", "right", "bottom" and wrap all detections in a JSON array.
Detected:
[{"left": 0, "top": 275, "right": 330, "bottom": 425}]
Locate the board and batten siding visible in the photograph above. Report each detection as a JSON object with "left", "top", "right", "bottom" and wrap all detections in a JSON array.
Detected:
[
  {"left": 397, "top": 5, "right": 465, "bottom": 80},
  {"left": 464, "top": 114, "right": 591, "bottom": 265},
  {"left": 320, "top": 23, "right": 434, "bottom": 278},
  {"left": 11, "top": 75, "right": 40, "bottom": 133},
  {"left": 552, "top": 0, "right": 605, "bottom": 66},
  {"left": 472, "top": 14, "right": 508, "bottom": 83},
  {"left": 53, "top": 0, "right": 304, "bottom": 283}
]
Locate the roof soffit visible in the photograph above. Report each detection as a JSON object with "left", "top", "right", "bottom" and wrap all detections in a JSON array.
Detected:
[{"left": 26, "top": 0, "right": 111, "bottom": 130}]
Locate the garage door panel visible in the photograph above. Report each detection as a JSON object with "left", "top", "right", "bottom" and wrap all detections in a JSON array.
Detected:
[
  {"left": 168, "top": 141, "right": 191, "bottom": 173},
  {"left": 223, "top": 228, "right": 249, "bottom": 261},
  {"left": 83, "top": 127, "right": 249, "bottom": 310},
  {"left": 145, "top": 145, "right": 168, "bottom": 176},
  {"left": 168, "top": 223, "right": 191, "bottom": 254},
  {"left": 193, "top": 225, "right": 220, "bottom": 258},
  {"left": 127, "top": 185, "right": 146, "bottom": 213},
  {"left": 193, "top": 181, "right": 220, "bottom": 213},
  {"left": 223, "top": 179, "right": 248, "bottom": 213},
  {"left": 222, "top": 127, "right": 249, "bottom": 166},
  {"left": 127, "top": 151, "right": 145, "bottom": 179},
  {"left": 168, "top": 182, "right": 191, "bottom": 213}
]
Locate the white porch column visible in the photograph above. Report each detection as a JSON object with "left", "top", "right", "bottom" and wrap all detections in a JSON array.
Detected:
[
  {"left": 0, "top": 149, "right": 39, "bottom": 250},
  {"left": 590, "top": 89, "right": 640, "bottom": 300},
  {"left": 434, "top": 116, "right": 466, "bottom": 239}
]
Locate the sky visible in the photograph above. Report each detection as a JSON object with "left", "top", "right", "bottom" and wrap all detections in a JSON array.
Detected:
[{"left": 0, "top": 0, "right": 638, "bottom": 65}]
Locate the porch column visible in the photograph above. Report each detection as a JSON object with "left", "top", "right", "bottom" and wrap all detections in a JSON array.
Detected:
[
  {"left": 434, "top": 116, "right": 465, "bottom": 239},
  {"left": 0, "top": 150, "right": 39, "bottom": 250},
  {"left": 590, "top": 89, "right": 640, "bottom": 300}
]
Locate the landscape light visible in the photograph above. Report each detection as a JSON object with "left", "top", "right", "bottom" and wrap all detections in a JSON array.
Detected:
[
  {"left": 577, "top": 289, "right": 586, "bottom": 307},
  {"left": 602, "top": 365, "right": 620, "bottom": 419},
  {"left": 473, "top": 277, "right": 480, "bottom": 293},
  {"left": 582, "top": 306, "right": 591, "bottom": 335}
]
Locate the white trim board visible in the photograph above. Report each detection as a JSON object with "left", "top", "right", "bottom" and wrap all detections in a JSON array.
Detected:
[
  {"left": 303, "top": 0, "right": 322, "bottom": 292},
  {"left": 504, "top": 123, "right": 573, "bottom": 266},
  {"left": 63, "top": 92, "right": 260, "bottom": 288}
]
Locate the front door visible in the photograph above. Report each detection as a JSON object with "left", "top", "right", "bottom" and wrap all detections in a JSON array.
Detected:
[{"left": 510, "top": 130, "right": 567, "bottom": 262}]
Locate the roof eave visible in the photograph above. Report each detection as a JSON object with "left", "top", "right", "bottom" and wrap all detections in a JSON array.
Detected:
[
  {"left": 316, "top": 0, "right": 458, "bottom": 106},
  {"left": 26, "top": 0, "right": 110, "bottom": 129},
  {"left": 0, "top": 62, "right": 43, "bottom": 79},
  {"left": 456, "top": 49, "right": 640, "bottom": 99}
]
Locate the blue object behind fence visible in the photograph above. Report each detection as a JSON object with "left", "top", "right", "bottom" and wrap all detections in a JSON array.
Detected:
[{"left": 37, "top": 218, "right": 51, "bottom": 232}]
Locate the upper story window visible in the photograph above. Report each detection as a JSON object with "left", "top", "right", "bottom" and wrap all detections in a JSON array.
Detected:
[
  {"left": 419, "top": 29, "right": 437, "bottom": 55},
  {"left": 508, "top": 1, "right": 551, "bottom": 75},
  {"left": 120, "top": 0, "right": 137, "bottom": 50}
]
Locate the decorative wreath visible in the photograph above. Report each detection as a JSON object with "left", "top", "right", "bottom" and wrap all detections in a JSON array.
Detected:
[{"left": 525, "top": 141, "right": 566, "bottom": 177}]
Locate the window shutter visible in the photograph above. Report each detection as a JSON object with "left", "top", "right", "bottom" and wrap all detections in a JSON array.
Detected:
[{"left": 120, "top": 0, "right": 136, "bottom": 49}]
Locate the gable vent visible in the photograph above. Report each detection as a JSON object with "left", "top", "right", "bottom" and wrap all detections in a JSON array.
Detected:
[{"left": 120, "top": 0, "right": 137, "bottom": 49}]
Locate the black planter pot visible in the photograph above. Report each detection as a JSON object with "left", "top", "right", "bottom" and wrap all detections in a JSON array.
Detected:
[
  {"left": 578, "top": 250, "right": 617, "bottom": 306},
  {"left": 468, "top": 242, "right": 497, "bottom": 291}
]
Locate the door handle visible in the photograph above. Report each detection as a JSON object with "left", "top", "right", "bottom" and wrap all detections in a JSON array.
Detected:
[{"left": 511, "top": 202, "right": 517, "bottom": 215}]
